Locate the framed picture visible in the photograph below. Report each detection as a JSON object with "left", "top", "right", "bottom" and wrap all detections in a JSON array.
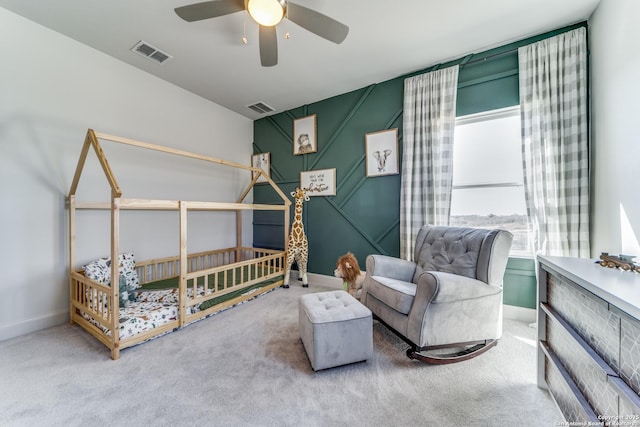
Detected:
[
  {"left": 365, "top": 128, "right": 399, "bottom": 177},
  {"left": 293, "top": 114, "right": 317, "bottom": 155},
  {"left": 300, "top": 168, "right": 336, "bottom": 196},
  {"left": 251, "top": 152, "right": 270, "bottom": 183}
]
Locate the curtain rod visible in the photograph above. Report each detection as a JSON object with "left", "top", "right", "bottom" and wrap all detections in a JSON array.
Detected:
[
  {"left": 402, "top": 47, "right": 518, "bottom": 78},
  {"left": 461, "top": 23, "right": 588, "bottom": 67},
  {"left": 401, "top": 22, "right": 586, "bottom": 79},
  {"left": 461, "top": 48, "right": 519, "bottom": 67}
]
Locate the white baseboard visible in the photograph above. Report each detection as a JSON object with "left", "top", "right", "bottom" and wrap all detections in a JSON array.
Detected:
[
  {"left": 1, "top": 275, "right": 536, "bottom": 341},
  {"left": 290, "top": 270, "right": 343, "bottom": 289},
  {"left": 296, "top": 271, "right": 537, "bottom": 322},
  {"left": 2, "top": 272, "right": 340, "bottom": 342},
  {"left": 0, "top": 310, "right": 68, "bottom": 342},
  {"left": 503, "top": 304, "right": 536, "bottom": 323}
]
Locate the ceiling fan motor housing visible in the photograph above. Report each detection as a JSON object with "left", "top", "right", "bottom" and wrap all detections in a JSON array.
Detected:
[{"left": 247, "top": 0, "right": 287, "bottom": 27}]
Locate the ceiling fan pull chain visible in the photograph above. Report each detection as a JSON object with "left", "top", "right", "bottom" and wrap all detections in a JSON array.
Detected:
[
  {"left": 242, "top": 14, "right": 248, "bottom": 45},
  {"left": 284, "top": 1, "right": 290, "bottom": 39}
]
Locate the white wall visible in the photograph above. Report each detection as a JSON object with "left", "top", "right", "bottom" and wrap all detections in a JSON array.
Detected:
[
  {"left": 0, "top": 9, "right": 254, "bottom": 340},
  {"left": 590, "top": 0, "right": 640, "bottom": 257}
]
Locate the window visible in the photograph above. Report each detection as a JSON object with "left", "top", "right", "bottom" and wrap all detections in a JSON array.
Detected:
[{"left": 450, "top": 106, "right": 531, "bottom": 256}]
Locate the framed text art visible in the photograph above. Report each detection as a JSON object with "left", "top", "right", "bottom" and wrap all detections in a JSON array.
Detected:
[
  {"left": 365, "top": 128, "right": 399, "bottom": 177},
  {"left": 251, "top": 152, "right": 270, "bottom": 183},
  {"left": 300, "top": 168, "right": 336, "bottom": 196},
  {"left": 293, "top": 114, "right": 317, "bottom": 155}
]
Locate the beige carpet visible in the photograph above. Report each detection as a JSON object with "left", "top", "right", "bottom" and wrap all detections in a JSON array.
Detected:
[{"left": 0, "top": 283, "right": 560, "bottom": 426}]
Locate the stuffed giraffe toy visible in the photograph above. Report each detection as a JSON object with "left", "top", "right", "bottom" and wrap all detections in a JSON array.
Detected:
[{"left": 283, "top": 187, "right": 310, "bottom": 288}]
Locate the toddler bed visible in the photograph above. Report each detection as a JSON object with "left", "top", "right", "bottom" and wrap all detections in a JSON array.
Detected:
[
  {"left": 72, "top": 247, "right": 284, "bottom": 350},
  {"left": 68, "top": 130, "right": 291, "bottom": 359}
]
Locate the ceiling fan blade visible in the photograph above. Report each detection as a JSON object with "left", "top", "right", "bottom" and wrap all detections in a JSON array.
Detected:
[
  {"left": 286, "top": 2, "right": 349, "bottom": 44},
  {"left": 259, "top": 25, "right": 278, "bottom": 67},
  {"left": 174, "top": 0, "right": 245, "bottom": 22}
]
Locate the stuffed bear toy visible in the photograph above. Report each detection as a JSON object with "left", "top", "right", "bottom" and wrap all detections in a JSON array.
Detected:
[{"left": 334, "top": 252, "right": 365, "bottom": 299}]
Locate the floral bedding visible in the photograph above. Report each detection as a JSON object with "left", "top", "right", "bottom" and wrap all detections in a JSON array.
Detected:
[
  {"left": 79, "top": 251, "right": 275, "bottom": 344},
  {"left": 83, "top": 286, "right": 266, "bottom": 341}
]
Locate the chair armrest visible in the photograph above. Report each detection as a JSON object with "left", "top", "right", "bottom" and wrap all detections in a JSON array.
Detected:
[
  {"left": 406, "top": 272, "right": 439, "bottom": 345},
  {"left": 406, "top": 271, "right": 500, "bottom": 346},
  {"left": 424, "top": 272, "right": 498, "bottom": 303},
  {"left": 365, "top": 254, "right": 416, "bottom": 283}
]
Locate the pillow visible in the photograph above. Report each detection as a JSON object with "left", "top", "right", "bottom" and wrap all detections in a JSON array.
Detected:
[
  {"left": 118, "top": 253, "right": 140, "bottom": 290},
  {"left": 82, "top": 257, "right": 110, "bottom": 284},
  {"left": 82, "top": 252, "right": 140, "bottom": 290}
]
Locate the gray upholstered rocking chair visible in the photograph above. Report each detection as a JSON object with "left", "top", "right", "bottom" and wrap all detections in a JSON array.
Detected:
[{"left": 361, "top": 225, "right": 513, "bottom": 364}]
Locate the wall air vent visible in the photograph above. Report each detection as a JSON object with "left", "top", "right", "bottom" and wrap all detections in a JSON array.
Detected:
[
  {"left": 131, "top": 40, "right": 173, "bottom": 64},
  {"left": 247, "top": 102, "right": 275, "bottom": 114}
]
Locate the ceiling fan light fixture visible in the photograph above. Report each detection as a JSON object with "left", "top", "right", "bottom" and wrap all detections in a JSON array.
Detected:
[{"left": 247, "top": 0, "right": 285, "bottom": 27}]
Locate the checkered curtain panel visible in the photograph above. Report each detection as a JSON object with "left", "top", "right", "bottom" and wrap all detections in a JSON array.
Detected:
[
  {"left": 400, "top": 66, "right": 459, "bottom": 260},
  {"left": 518, "top": 27, "right": 590, "bottom": 257}
]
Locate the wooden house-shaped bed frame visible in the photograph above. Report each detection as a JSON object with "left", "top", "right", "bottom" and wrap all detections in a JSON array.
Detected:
[{"left": 68, "top": 129, "right": 291, "bottom": 359}]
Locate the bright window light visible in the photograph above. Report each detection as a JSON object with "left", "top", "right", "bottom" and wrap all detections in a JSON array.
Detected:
[{"left": 450, "top": 106, "right": 532, "bottom": 256}]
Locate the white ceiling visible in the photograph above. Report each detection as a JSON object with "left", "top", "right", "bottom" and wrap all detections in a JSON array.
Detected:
[{"left": 1, "top": 0, "right": 600, "bottom": 119}]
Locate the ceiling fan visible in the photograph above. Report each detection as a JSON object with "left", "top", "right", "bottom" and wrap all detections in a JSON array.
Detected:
[{"left": 174, "top": 0, "right": 349, "bottom": 67}]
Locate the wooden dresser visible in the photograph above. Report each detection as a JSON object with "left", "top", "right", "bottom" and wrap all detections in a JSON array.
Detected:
[{"left": 537, "top": 256, "right": 640, "bottom": 425}]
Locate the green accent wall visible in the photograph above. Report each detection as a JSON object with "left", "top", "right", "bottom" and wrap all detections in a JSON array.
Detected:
[
  {"left": 252, "top": 82, "right": 404, "bottom": 273},
  {"left": 253, "top": 23, "right": 585, "bottom": 308}
]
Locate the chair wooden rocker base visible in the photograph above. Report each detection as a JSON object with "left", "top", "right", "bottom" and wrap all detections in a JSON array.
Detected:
[
  {"left": 406, "top": 339, "right": 498, "bottom": 365},
  {"left": 375, "top": 314, "right": 499, "bottom": 365}
]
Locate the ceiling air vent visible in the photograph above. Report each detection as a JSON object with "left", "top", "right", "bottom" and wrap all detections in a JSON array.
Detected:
[
  {"left": 247, "top": 102, "right": 275, "bottom": 114},
  {"left": 131, "top": 40, "right": 172, "bottom": 64}
]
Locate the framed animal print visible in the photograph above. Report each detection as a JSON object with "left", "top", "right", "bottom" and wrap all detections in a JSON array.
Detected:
[
  {"left": 293, "top": 114, "right": 317, "bottom": 155},
  {"left": 365, "top": 128, "right": 399, "bottom": 177},
  {"left": 251, "top": 152, "right": 270, "bottom": 183}
]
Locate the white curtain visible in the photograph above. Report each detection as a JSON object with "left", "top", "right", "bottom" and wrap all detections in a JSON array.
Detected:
[
  {"left": 400, "top": 66, "right": 459, "bottom": 260},
  {"left": 518, "top": 27, "right": 590, "bottom": 257}
]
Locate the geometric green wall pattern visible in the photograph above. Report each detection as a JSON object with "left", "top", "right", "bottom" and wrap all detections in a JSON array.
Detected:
[
  {"left": 253, "top": 23, "right": 585, "bottom": 309},
  {"left": 253, "top": 81, "right": 404, "bottom": 277}
]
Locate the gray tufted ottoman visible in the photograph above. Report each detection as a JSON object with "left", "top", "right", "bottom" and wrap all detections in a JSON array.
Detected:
[{"left": 298, "top": 290, "right": 373, "bottom": 371}]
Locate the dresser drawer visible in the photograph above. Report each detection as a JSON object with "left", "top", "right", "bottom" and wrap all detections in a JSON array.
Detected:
[
  {"left": 541, "top": 341, "right": 599, "bottom": 423},
  {"left": 547, "top": 273, "right": 620, "bottom": 369},
  {"left": 544, "top": 303, "right": 619, "bottom": 418}
]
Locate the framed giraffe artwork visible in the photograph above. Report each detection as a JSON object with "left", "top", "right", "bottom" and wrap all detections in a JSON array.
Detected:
[
  {"left": 293, "top": 114, "right": 317, "bottom": 155},
  {"left": 300, "top": 168, "right": 336, "bottom": 196},
  {"left": 251, "top": 152, "right": 270, "bottom": 183}
]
